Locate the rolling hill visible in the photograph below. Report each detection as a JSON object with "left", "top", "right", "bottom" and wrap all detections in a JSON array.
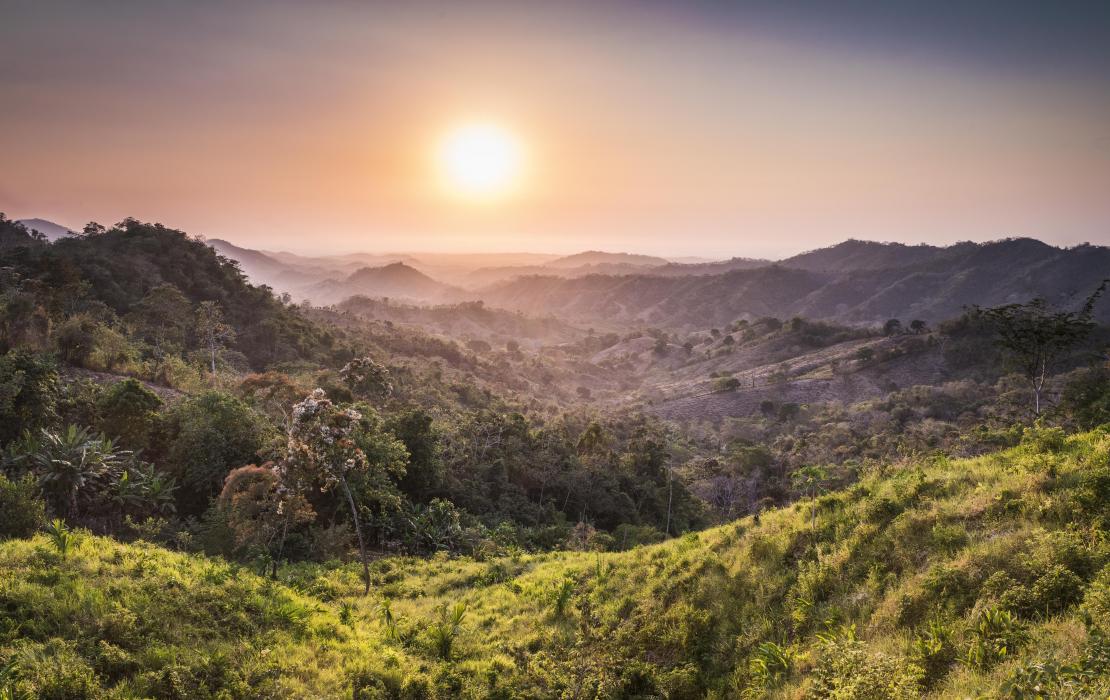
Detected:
[
  {"left": 544, "top": 250, "right": 672, "bottom": 268},
  {"left": 305, "top": 262, "right": 466, "bottom": 306},
  {"left": 3, "top": 430, "right": 1108, "bottom": 697},
  {"left": 479, "top": 239, "right": 1110, "bottom": 328}
]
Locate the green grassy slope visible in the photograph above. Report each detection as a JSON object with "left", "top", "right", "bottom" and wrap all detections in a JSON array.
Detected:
[{"left": 3, "top": 428, "right": 1110, "bottom": 699}]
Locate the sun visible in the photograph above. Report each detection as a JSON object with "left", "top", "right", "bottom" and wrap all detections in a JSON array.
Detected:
[{"left": 436, "top": 122, "right": 523, "bottom": 199}]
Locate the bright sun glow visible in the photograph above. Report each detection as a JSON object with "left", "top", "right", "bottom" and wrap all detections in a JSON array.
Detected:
[{"left": 436, "top": 123, "right": 523, "bottom": 199}]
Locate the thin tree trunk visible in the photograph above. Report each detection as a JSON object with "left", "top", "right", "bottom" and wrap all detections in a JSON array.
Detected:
[
  {"left": 340, "top": 475, "right": 371, "bottom": 595},
  {"left": 664, "top": 468, "right": 673, "bottom": 536},
  {"left": 272, "top": 511, "right": 290, "bottom": 580}
]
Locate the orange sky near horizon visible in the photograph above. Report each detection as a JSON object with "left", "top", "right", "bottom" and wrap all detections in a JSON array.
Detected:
[{"left": 1, "top": 1, "right": 1109, "bottom": 258}]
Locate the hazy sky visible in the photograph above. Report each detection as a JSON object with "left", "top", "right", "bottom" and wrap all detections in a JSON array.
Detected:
[{"left": 2, "top": 0, "right": 1109, "bottom": 258}]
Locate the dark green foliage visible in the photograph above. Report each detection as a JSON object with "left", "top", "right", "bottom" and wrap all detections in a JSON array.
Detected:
[
  {"left": 0, "top": 474, "right": 44, "bottom": 538},
  {"left": 4, "top": 426, "right": 130, "bottom": 520},
  {"left": 386, "top": 408, "right": 442, "bottom": 500},
  {"left": 0, "top": 214, "right": 42, "bottom": 250},
  {"left": 1060, "top": 367, "right": 1110, "bottom": 430},
  {"left": 0, "top": 218, "right": 335, "bottom": 370},
  {"left": 965, "top": 607, "right": 1028, "bottom": 669},
  {"left": 714, "top": 376, "right": 740, "bottom": 392},
  {"left": 978, "top": 284, "right": 1107, "bottom": 415},
  {"left": 0, "top": 350, "right": 58, "bottom": 445},
  {"left": 96, "top": 378, "right": 163, "bottom": 451},
  {"left": 165, "top": 391, "right": 272, "bottom": 515}
]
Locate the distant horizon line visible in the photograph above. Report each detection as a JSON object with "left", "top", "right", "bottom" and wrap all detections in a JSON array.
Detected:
[{"left": 9, "top": 214, "right": 1105, "bottom": 263}]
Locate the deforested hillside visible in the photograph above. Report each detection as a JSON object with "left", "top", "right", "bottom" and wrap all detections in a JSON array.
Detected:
[
  {"left": 479, "top": 266, "right": 826, "bottom": 330},
  {"left": 3, "top": 429, "right": 1109, "bottom": 698},
  {"left": 335, "top": 297, "right": 585, "bottom": 346},
  {"left": 478, "top": 239, "right": 1110, "bottom": 328},
  {"left": 777, "top": 239, "right": 974, "bottom": 272}
]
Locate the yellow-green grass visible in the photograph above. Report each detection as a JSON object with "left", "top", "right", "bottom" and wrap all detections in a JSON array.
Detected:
[{"left": 3, "top": 427, "right": 1110, "bottom": 698}]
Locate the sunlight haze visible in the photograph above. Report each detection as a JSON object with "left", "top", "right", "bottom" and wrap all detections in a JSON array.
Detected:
[{"left": 1, "top": 1, "right": 1109, "bottom": 257}]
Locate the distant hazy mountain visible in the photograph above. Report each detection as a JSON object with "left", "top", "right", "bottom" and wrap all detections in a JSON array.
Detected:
[
  {"left": 779, "top": 239, "right": 978, "bottom": 272},
  {"left": 544, "top": 250, "right": 671, "bottom": 268},
  {"left": 461, "top": 256, "right": 769, "bottom": 287},
  {"left": 205, "top": 236, "right": 1109, "bottom": 326},
  {"left": 479, "top": 239, "right": 1110, "bottom": 328},
  {"left": 304, "top": 262, "right": 465, "bottom": 306},
  {"left": 17, "top": 218, "right": 74, "bottom": 241},
  {"left": 647, "top": 257, "right": 772, "bottom": 277}
]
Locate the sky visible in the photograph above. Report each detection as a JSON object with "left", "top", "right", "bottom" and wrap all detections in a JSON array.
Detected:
[{"left": 1, "top": 0, "right": 1108, "bottom": 259}]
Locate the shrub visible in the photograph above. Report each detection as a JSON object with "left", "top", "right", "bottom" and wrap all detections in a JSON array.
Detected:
[
  {"left": 965, "top": 607, "right": 1027, "bottom": 669},
  {"left": 1083, "top": 564, "right": 1110, "bottom": 633},
  {"left": 44, "top": 518, "right": 76, "bottom": 559},
  {"left": 911, "top": 616, "right": 957, "bottom": 689},
  {"left": 715, "top": 376, "right": 741, "bottom": 392},
  {"left": 426, "top": 601, "right": 467, "bottom": 660},
  {"left": 0, "top": 474, "right": 45, "bottom": 538},
  {"left": 5, "top": 425, "right": 131, "bottom": 519},
  {"left": 808, "top": 638, "right": 923, "bottom": 699},
  {"left": 748, "top": 641, "right": 793, "bottom": 689},
  {"left": 1020, "top": 424, "right": 1066, "bottom": 453},
  {"left": 1029, "top": 565, "right": 1084, "bottom": 616},
  {"left": 550, "top": 577, "right": 576, "bottom": 619},
  {"left": 929, "top": 523, "right": 968, "bottom": 553},
  {"left": 863, "top": 497, "right": 903, "bottom": 525}
]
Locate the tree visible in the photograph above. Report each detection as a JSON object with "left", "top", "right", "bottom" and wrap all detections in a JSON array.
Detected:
[
  {"left": 165, "top": 391, "right": 271, "bottom": 516},
  {"left": 979, "top": 282, "right": 1107, "bottom": 416},
  {"left": 791, "top": 464, "right": 829, "bottom": 530},
  {"left": 195, "top": 301, "right": 236, "bottom": 376},
  {"left": 0, "top": 350, "right": 58, "bottom": 445},
  {"left": 81, "top": 222, "right": 106, "bottom": 237},
  {"left": 282, "top": 389, "right": 407, "bottom": 594},
  {"left": 127, "top": 284, "right": 192, "bottom": 349},
  {"left": 883, "top": 319, "right": 903, "bottom": 336},
  {"left": 909, "top": 319, "right": 928, "bottom": 334},
  {"left": 0, "top": 269, "right": 50, "bottom": 353},
  {"left": 386, "top": 408, "right": 441, "bottom": 500},
  {"left": 236, "top": 372, "right": 306, "bottom": 428},
  {"left": 340, "top": 357, "right": 393, "bottom": 399}
]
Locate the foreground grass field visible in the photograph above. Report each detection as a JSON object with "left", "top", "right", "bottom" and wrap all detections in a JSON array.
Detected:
[{"left": 3, "top": 427, "right": 1110, "bottom": 699}]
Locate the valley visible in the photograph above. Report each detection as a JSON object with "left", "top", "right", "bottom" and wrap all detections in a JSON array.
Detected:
[{"left": 1, "top": 216, "right": 1108, "bottom": 699}]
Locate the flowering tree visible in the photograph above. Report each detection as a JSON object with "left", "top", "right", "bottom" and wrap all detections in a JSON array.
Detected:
[
  {"left": 340, "top": 356, "right": 393, "bottom": 399},
  {"left": 282, "top": 389, "right": 406, "bottom": 594}
]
